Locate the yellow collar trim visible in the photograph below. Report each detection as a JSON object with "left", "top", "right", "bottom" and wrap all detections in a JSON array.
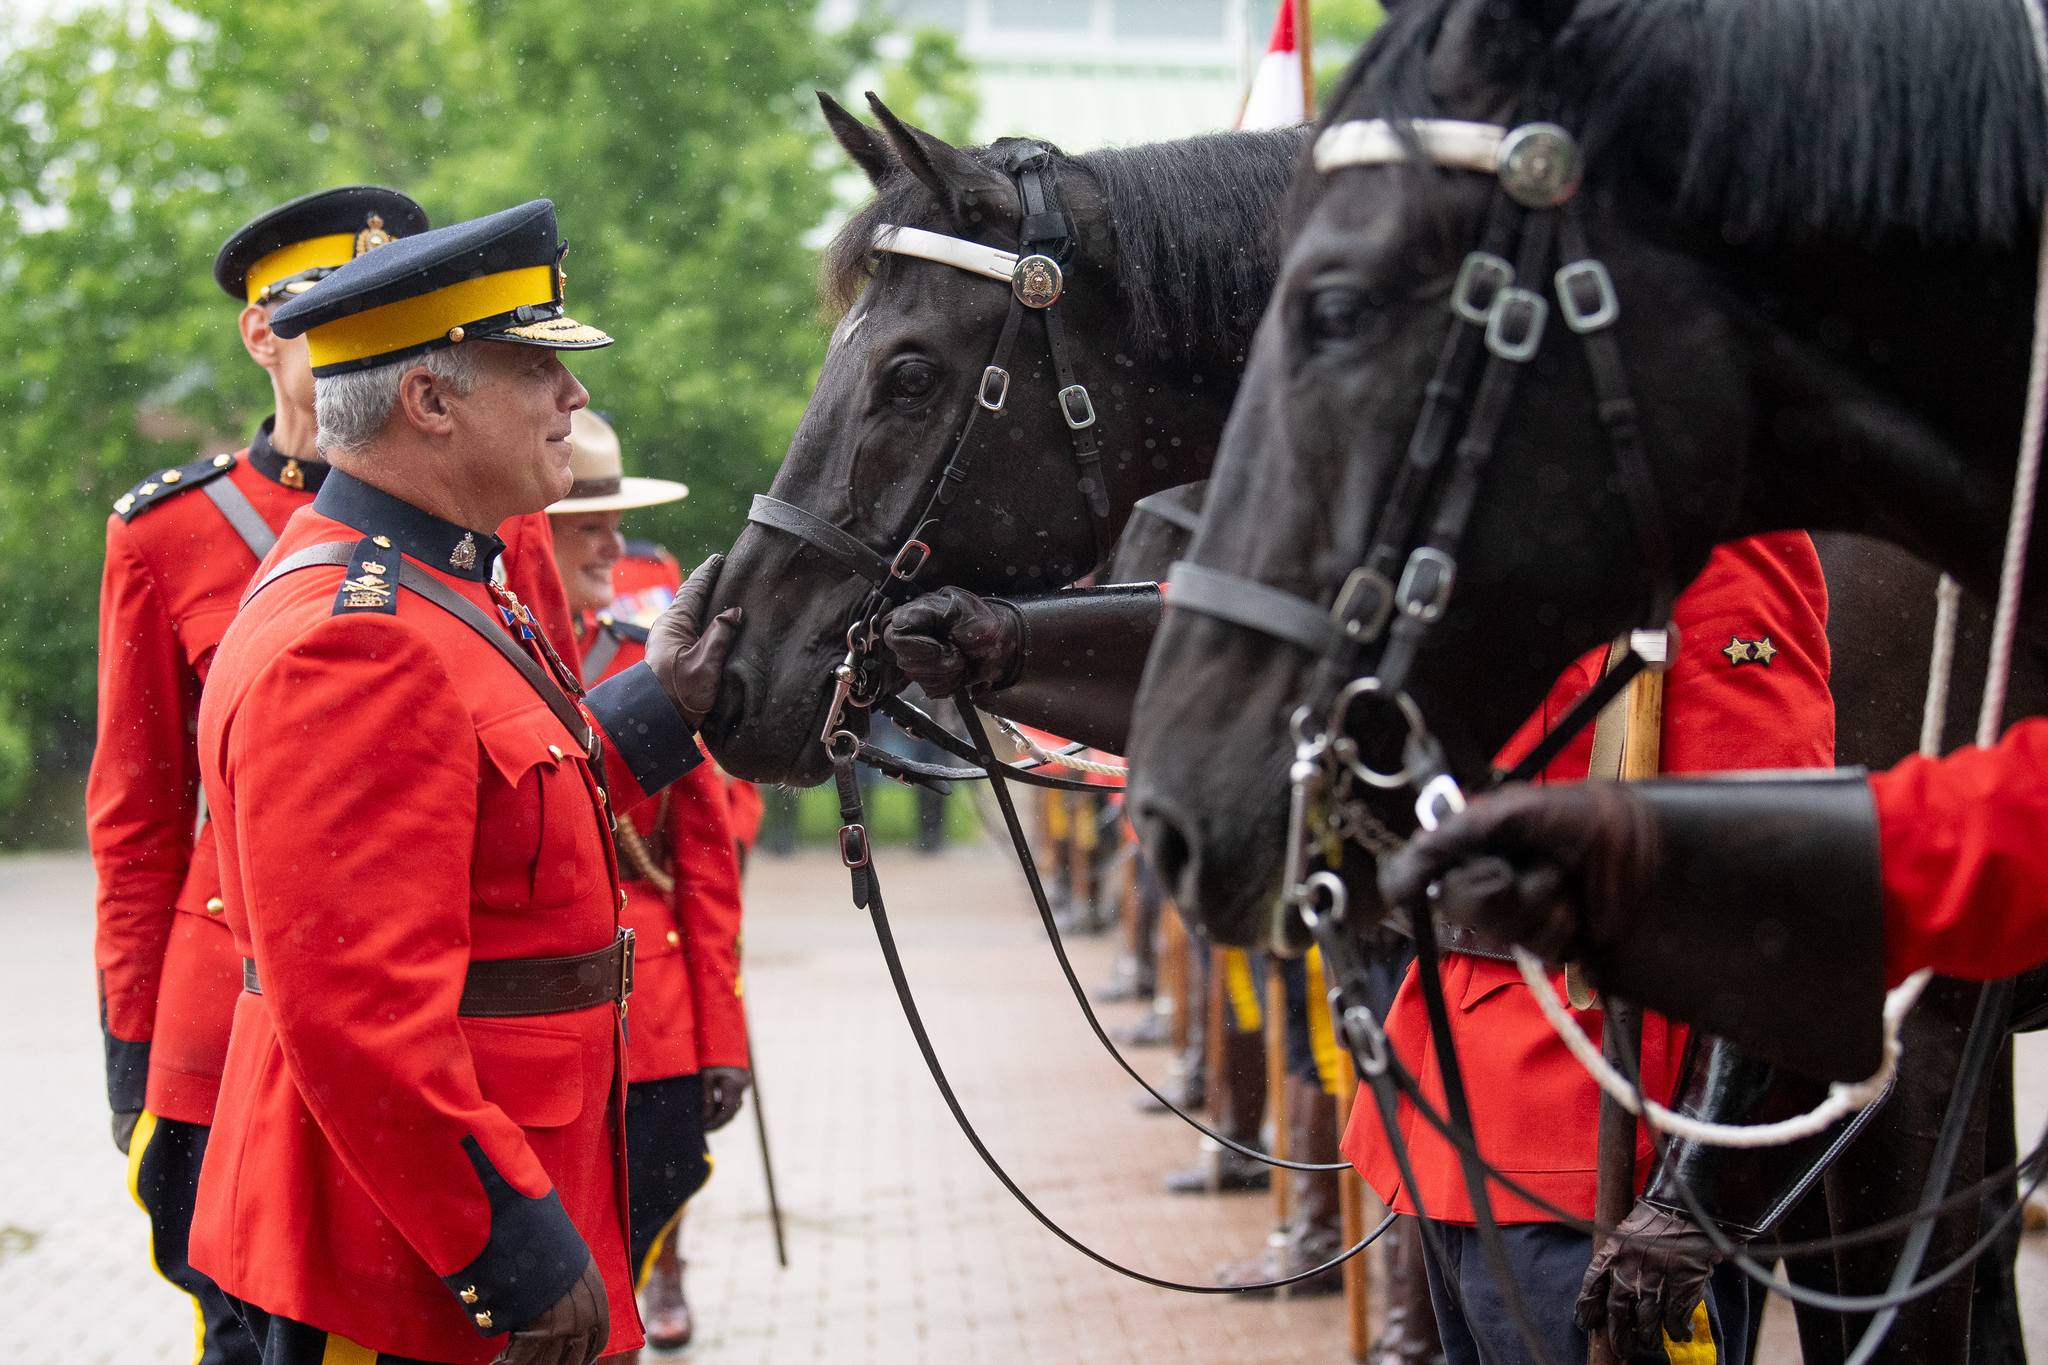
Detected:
[
  {"left": 304, "top": 265, "right": 557, "bottom": 370},
  {"left": 245, "top": 233, "right": 357, "bottom": 304}
]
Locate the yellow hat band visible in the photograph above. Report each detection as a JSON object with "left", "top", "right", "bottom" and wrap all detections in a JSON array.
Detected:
[
  {"left": 245, "top": 233, "right": 358, "bottom": 304},
  {"left": 304, "top": 265, "right": 558, "bottom": 372}
]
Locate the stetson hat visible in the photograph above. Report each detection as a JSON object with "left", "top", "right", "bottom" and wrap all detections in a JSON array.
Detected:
[
  {"left": 268, "top": 199, "right": 610, "bottom": 376},
  {"left": 546, "top": 409, "right": 687, "bottom": 514},
  {"left": 214, "top": 185, "right": 429, "bottom": 305}
]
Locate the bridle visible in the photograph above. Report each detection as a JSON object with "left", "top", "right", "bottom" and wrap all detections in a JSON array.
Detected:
[
  {"left": 745, "top": 141, "right": 1116, "bottom": 765},
  {"left": 741, "top": 142, "right": 1393, "bottom": 1293},
  {"left": 1165, "top": 117, "right": 1679, "bottom": 935}
]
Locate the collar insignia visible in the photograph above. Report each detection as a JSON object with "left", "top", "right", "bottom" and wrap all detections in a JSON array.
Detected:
[
  {"left": 1722, "top": 635, "right": 1777, "bottom": 667},
  {"left": 450, "top": 531, "right": 478, "bottom": 571}
]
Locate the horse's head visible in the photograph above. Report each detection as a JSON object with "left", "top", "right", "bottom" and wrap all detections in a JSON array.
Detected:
[
  {"left": 704, "top": 95, "right": 1296, "bottom": 783},
  {"left": 1129, "top": 0, "right": 1774, "bottom": 943}
]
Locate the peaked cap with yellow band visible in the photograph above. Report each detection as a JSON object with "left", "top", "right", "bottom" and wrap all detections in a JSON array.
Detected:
[
  {"left": 268, "top": 199, "right": 611, "bottom": 377},
  {"left": 213, "top": 185, "right": 429, "bottom": 305}
]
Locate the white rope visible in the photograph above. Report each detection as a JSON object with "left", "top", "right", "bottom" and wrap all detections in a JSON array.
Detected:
[
  {"left": 995, "top": 717, "right": 1129, "bottom": 778},
  {"left": 1515, "top": 947, "right": 1933, "bottom": 1147},
  {"left": 1920, "top": 575, "right": 1963, "bottom": 757}
]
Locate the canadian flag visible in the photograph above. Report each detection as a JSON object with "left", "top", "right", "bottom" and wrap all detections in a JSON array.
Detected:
[{"left": 1237, "top": 0, "right": 1312, "bottom": 131}]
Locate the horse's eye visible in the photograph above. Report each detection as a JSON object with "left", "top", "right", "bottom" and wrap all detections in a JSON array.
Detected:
[
  {"left": 1305, "top": 286, "right": 1368, "bottom": 348},
  {"left": 889, "top": 359, "right": 939, "bottom": 406}
]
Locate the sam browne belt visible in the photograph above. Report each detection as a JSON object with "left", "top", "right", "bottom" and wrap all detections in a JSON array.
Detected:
[{"left": 243, "top": 927, "right": 635, "bottom": 1017}]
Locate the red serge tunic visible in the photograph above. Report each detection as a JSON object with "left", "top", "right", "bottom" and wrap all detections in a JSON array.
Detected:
[
  {"left": 579, "top": 615, "right": 749, "bottom": 1083},
  {"left": 188, "top": 472, "right": 698, "bottom": 1362},
  {"left": 87, "top": 422, "right": 574, "bottom": 1127},
  {"left": 1342, "top": 533, "right": 1835, "bottom": 1224}
]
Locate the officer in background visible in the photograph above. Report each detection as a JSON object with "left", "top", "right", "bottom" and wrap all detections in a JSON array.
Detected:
[
  {"left": 188, "top": 199, "right": 737, "bottom": 1365},
  {"left": 549, "top": 408, "right": 750, "bottom": 1355},
  {"left": 87, "top": 187, "right": 434, "bottom": 1365}
]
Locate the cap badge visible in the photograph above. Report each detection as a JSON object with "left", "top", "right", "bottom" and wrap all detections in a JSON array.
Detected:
[
  {"left": 354, "top": 213, "right": 395, "bottom": 256},
  {"left": 450, "top": 531, "right": 478, "bottom": 572}
]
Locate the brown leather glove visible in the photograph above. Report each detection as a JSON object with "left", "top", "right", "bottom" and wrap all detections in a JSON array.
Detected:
[
  {"left": 1377, "top": 782, "right": 1658, "bottom": 962},
  {"left": 701, "top": 1066, "right": 751, "bottom": 1132},
  {"left": 491, "top": 1255, "right": 609, "bottom": 1365},
  {"left": 881, "top": 586, "right": 1022, "bottom": 698},
  {"left": 646, "top": 555, "right": 742, "bottom": 728},
  {"left": 1577, "top": 1202, "right": 1721, "bottom": 1358},
  {"left": 111, "top": 1109, "right": 141, "bottom": 1156}
]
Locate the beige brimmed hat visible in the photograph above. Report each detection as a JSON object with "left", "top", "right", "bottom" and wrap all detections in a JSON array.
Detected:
[{"left": 547, "top": 409, "right": 688, "bottom": 514}]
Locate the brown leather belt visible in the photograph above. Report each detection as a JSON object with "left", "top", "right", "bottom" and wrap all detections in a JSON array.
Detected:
[{"left": 244, "top": 928, "right": 635, "bottom": 1017}]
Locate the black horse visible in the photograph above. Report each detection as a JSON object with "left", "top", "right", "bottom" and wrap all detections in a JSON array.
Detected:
[
  {"left": 1126, "top": 0, "right": 2046, "bottom": 1359},
  {"left": 699, "top": 94, "right": 1304, "bottom": 784}
]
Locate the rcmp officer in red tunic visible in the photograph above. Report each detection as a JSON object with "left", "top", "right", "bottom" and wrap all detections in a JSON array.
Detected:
[
  {"left": 546, "top": 408, "right": 749, "bottom": 1354},
  {"left": 87, "top": 187, "right": 446, "bottom": 1365},
  {"left": 188, "top": 198, "right": 739, "bottom": 1365}
]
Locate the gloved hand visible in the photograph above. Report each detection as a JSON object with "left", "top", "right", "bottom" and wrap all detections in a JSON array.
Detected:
[
  {"left": 491, "top": 1255, "right": 609, "bottom": 1365},
  {"left": 881, "top": 587, "right": 1022, "bottom": 698},
  {"left": 701, "top": 1066, "right": 752, "bottom": 1132},
  {"left": 646, "top": 555, "right": 742, "bottom": 727},
  {"left": 1577, "top": 1202, "right": 1721, "bottom": 1359},
  {"left": 1377, "top": 782, "right": 1658, "bottom": 963},
  {"left": 111, "top": 1109, "right": 141, "bottom": 1156}
]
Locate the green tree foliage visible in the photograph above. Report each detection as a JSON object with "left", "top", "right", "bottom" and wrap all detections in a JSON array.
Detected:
[
  {"left": 1311, "top": 0, "right": 1385, "bottom": 106},
  {"left": 0, "top": 1, "right": 973, "bottom": 836}
]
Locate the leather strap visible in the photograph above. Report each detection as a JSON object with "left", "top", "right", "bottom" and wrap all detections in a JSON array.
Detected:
[
  {"left": 747, "top": 495, "right": 894, "bottom": 586},
  {"left": 1131, "top": 489, "right": 1204, "bottom": 536},
  {"left": 246, "top": 543, "right": 595, "bottom": 756},
  {"left": 245, "top": 928, "right": 635, "bottom": 1017},
  {"left": 579, "top": 625, "right": 621, "bottom": 688},
  {"left": 1167, "top": 560, "right": 1337, "bottom": 654},
  {"left": 203, "top": 474, "right": 280, "bottom": 561}
]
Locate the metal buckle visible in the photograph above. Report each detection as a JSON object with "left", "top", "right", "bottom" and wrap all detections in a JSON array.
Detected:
[
  {"left": 1395, "top": 547, "right": 1456, "bottom": 623},
  {"left": 616, "top": 927, "right": 636, "bottom": 1007},
  {"left": 978, "top": 365, "right": 1011, "bottom": 412},
  {"left": 839, "top": 822, "right": 870, "bottom": 869},
  {"left": 1414, "top": 772, "right": 1467, "bottom": 832},
  {"left": 1485, "top": 286, "right": 1548, "bottom": 361},
  {"left": 890, "top": 539, "right": 931, "bottom": 581},
  {"left": 1058, "top": 383, "right": 1096, "bottom": 430},
  {"left": 1452, "top": 251, "right": 1515, "bottom": 325},
  {"left": 1332, "top": 566, "right": 1396, "bottom": 644},
  {"left": 1555, "top": 259, "right": 1620, "bottom": 333}
]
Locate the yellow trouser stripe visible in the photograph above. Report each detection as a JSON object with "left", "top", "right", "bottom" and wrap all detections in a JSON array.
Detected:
[
  {"left": 318, "top": 1336, "right": 377, "bottom": 1365},
  {"left": 125, "top": 1111, "right": 208, "bottom": 1365},
  {"left": 1663, "top": 1301, "right": 1717, "bottom": 1363},
  {"left": 1222, "top": 948, "right": 1262, "bottom": 1033},
  {"left": 1304, "top": 948, "right": 1346, "bottom": 1096}
]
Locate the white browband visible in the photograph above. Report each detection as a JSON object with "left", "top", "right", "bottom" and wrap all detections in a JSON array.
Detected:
[
  {"left": 1313, "top": 119, "right": 1508, "bottom": 175},
  {"left": 872, "top": 223, "right": 1018, "bottom": 284}
]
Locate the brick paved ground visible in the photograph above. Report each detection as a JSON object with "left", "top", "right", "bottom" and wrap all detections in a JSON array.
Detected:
[{"left": 5, "top": 841, "right": 2046, "bottom": 1364}]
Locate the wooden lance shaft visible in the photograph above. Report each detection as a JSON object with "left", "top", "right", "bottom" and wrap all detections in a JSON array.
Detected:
[{"left": 1588, "top": 664, "right": 1664, "bottom": 1365}]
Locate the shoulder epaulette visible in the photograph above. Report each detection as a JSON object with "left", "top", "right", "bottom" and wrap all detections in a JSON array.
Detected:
[
  {"left": 622, "top": 538, "right": 671, "bottom": 562},
  {"left": 332, "top": 536, "right": 399, "bottom": 616},
  {"left": 114, "top": 452, "right": 238, "bottom": 522},
  {"left": 599, "top": 613, "right": 650, "bottom": 645}
]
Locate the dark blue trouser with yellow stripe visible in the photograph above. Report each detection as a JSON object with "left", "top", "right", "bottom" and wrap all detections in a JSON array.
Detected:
[{"left": 128, "top": 1111, "right": 261, "bottom": 1365}]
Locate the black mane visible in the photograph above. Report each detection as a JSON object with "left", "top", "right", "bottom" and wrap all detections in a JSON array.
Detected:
[
  {"left": 823, "top": 126, "right": 1310, "bottom": 367},
  {"left": 1323, "top": 0, "right": 2047, "bottom": 247}
]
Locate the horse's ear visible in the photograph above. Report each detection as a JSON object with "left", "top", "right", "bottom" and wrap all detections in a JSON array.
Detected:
[
  {"left": 818, "top": 91, "right": 894, "bottom": 188},
  {"left": 864, "top": 92, "right": 1007, "bottom": 231}
]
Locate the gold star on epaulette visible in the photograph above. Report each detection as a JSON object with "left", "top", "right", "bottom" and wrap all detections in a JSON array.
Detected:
[
  {"left": 1721, "top": 637, "right": 1753, "bottom": 665},
  {"left": 1751, "top": 637, "right": 1778, "bottom": 664},
  {"left": 1722, "top": 635, "right": 1776, "bottom": 667}
]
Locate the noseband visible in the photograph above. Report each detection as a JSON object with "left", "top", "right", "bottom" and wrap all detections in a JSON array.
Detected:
[
  {"left": 744, "top": 144, "right": 1116, "bottom": 751},
  {"left": 1166, "top": 117, "right": 1679, "bottom": 914}
]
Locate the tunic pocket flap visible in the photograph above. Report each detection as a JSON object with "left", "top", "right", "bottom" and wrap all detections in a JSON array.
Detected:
[{"left": 463, "top": 1019, "right": 588, "bottom": 1130}]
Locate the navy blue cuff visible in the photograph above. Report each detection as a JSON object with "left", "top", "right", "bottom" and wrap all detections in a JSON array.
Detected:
[
  {"left": 446, "top": 1137, "right": 590, "bottom": 1336},
  {"left": 104, "top": 1030, "right": 149, "bottom": 1113},
  {"left": 587, "top": 661, "right": 702, "bottom": 793}
]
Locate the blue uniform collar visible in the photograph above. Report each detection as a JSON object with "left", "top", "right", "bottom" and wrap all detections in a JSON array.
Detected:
[
  {"left": 313, "top": 468, "right": 505, "bottom": 582},
  {"left": 248, "top": 416, "right": 331, "bottom": 493}
]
